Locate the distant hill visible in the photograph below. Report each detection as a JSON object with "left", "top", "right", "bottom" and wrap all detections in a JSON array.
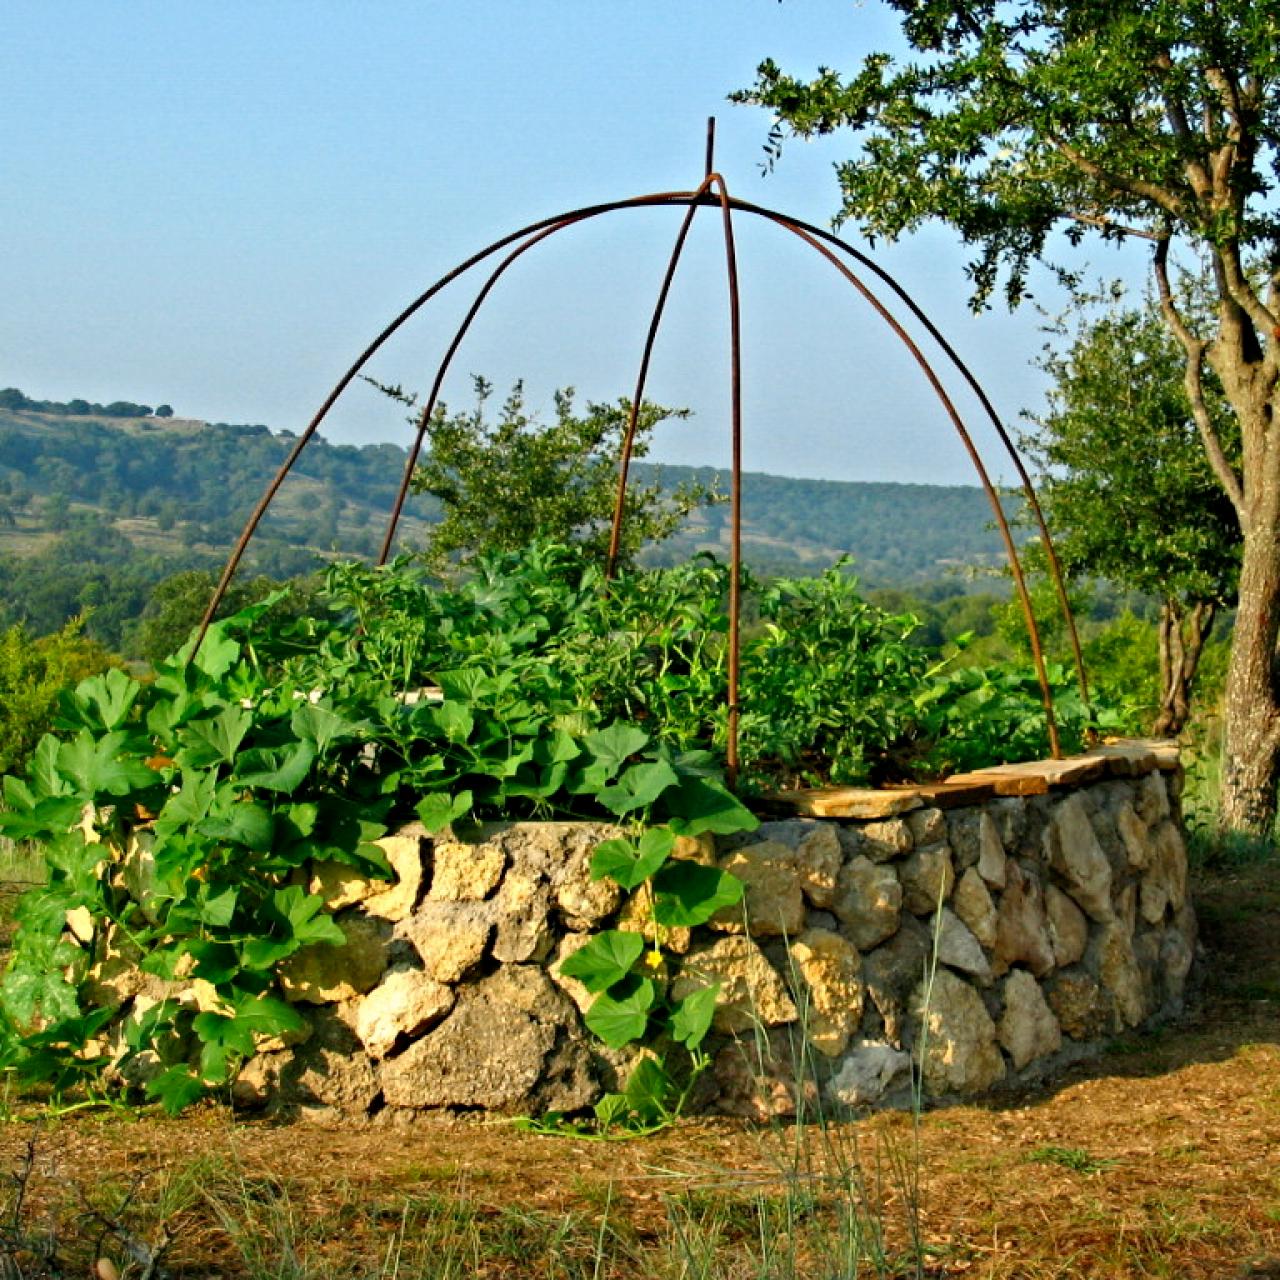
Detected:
[
  {"left": 0, "top": 390, "right": 1013, "bottom": 578},
  {"left": 0, "top": 388, "right": 1020, "bottom": 647}
]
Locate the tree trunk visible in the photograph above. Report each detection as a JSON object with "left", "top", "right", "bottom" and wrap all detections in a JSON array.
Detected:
[
  {"left": 1152, "top": 599, "right": 1215, "bottom": 738},
  {"left": 1219, "top": 524, "right": 1280, "bottom": 835}
]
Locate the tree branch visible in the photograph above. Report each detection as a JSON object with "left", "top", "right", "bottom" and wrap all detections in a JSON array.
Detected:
[
  {"left": 1153, "top": 238, "right": 1247, "bottom": 521},
  {"left": 1218, "top": 239, "right": 1280, "bottom": 337},
  {"left": 1153, "top": 52, "right": 1214, "bottom": 199},
  {"left": 1061, "top": 210, "right": 1163, "bottom": 240},
  {"left": 1050, "top": 136, "right": 1186, "bottom": 219}
]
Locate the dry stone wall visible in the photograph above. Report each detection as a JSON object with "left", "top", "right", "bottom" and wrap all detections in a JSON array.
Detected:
[{"left": 221, "top": 742, "right": 1195, "bottom": 1123}]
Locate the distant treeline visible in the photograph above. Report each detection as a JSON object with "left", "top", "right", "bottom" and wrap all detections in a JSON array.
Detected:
[{"left": 0, "top": 386, "right": 173, "bottom": 420}]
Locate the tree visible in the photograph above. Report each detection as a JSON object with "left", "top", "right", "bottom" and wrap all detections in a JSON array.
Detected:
[
  {"left": 394, "top": 379, "right": 718, "bottom": 576},
  {"left": 0, "top": 619, "right": 114, "bottom": 775},
  {"left": 1023, "top": 288, "right": 1239, "bottom": 735},
  {"left": 737, "top": 1, "right": 1280, "bottom": 833}
]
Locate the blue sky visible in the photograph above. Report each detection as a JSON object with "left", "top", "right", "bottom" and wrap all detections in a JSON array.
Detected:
[{"left": 0, "top": 2, "right": 1143, "bottom": 485}]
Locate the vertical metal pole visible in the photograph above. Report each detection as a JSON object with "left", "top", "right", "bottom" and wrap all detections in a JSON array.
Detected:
[
  {"left": 605, "top": 178, "right": 714, "bottom": 577},
  {"left": 709, "top": 173, "right": 744, "bottom": 786}
]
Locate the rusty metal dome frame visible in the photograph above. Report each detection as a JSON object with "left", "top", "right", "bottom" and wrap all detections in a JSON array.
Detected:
[{"left": 196, "top": 121, "right": 1089, "bottom": 785}]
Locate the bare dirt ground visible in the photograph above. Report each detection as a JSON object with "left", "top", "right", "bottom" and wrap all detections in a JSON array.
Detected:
[{"left": 0, "top": 862, "right": 1276, "bottom": 1278}]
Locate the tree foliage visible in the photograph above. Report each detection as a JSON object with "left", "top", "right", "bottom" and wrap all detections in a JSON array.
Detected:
[
  {"left": 1028, "top": 289, "right": 1238, "bottom": 607},
  {"left": 0, "top": 620, "right": 114, "bottom": 775},
  {"left": 401, "top": 379, "right": 717, "bottom": 575},
  {"left": 737, "top": 0, "right": 1280, "bottom": 831},
  {"left": 1023, "top": 287, "right": 1239, "bottom": 732}
]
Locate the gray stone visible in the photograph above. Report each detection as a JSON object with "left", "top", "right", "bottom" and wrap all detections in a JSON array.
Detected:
[
  {"left": 548, "top": 932, "right": 596, "bottom": 1016},
  {"left": 826, "top": 1040, "right": 912, "bottom": 1107},
  {"left": 788, "top": 928, "right": 864, "bottom": 1058},
  {"left": 1087, "top": 921, "right": 1146, "bottom": 1027},
  {"left": 309, "top": 860, "right": 379, "bottom": 912},
  {"left": 792, "top": 822, "right": 844, "bottom": 908},
  {"left": 380, "top": 967, "right": 594, "bottom": 1113},
  {"left": 429, "top": 834, "right": 506, "bottom": 902},
  {"left": 907, "top": 807, "right": 947, "bottom": 847},
  {"left": 711, "top": 841, "right": 806, "bottom": 937},
  {"left": 900, "top": 843, "right": 956, "bottom": 915},
  {"left": 952, "top": 868, "right": 998, "bottom": 949},
  {"left": 280, "top": 915, "right": 391, "bottom": 1004},
  {"left": 831, "top": 855, "right": 902, "bottom": 950},
  {"left": 988, "top": 798, "right": 1028, "bottom": 852},
  {"left": 932, "top": 907, "right": 992, "bottom": 981},
  {"left": 1044, "top": 884, "right": 1088, "bottom": 969},
  {"left": 1114, "top": 802, "right": 1152, "bottom": 870},
  {"left": 355, "top": 965, "right": 454, "bottom": 1059},
  {"left": 997, "top": 969, "right": 1062, "bottom": 1070},
  {"left": 992, "top": 861, "right": 1055, "bottom": 978},
  {"left": 857, "top": 818, "right": 914, "bottom": 863},
  {"left": 490, "top": 869, "right": 554, "bottom": 963},
  {"left": 1158, "top": 906, "right": 1196, "bottom": 1008},
  {"left": 747, "top": 821, "right": 842, "bottom": 907},
  {"left": 1044, "top": 794, "right": 1114, "bottom": 922},
  {"left": 1046, "top": 968, "right": 1115, "bottom": 1040},
  {"left": 363, "top": 828, "right": 428, "bottom": 922},
  {"left": 711, "top": 1029, "right": 818, "bottom": 1121},
  {"left": 946, "top": 810, "right": 982, "bottom": 870},
  {"left": 1140, "top": 821, "right": 1188, "bottom": 924},
  {"left": 279, "top": 1005, "right": 381, "bottom": 1116},
  {"left": 673, "top": 936, "right": 798, "bottom": 1034},
  {"left": 912, "top": 969, "right": 1005, "bottom": 1096},
  {"left": 549, "top": 824, "right": 625, "bottom": 929},
  {"left": 862, "top": 915, "right": 931, "bottom": 1041},
  {"left": 398, "top": 901, "right": 491, "bottom": 984},
  {"left": 1135, "top": 772, "right": 1171, "bottom": 825},
  {"left": 976, "top": 812, "right": 1008, "bottom": 888}
]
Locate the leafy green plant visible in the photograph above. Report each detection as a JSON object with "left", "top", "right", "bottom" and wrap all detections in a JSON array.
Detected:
[
  {"left": 534, "top": 812, "right": 751, "bottom": 1137},
  {"left": 0, "top": 540, "right": 1122, "bottom": 1116},
  {"left": 1027, "top": 1146, "right": 1118, "bottom": 1176}
]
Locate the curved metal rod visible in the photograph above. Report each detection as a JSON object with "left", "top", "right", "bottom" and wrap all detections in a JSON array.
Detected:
[
  {"left": 763, "top": 217, "right": 1062, "bottom": 757},
  {"left": 193, "top": 188, "right": 710, "bottom": 653},
  {"left": 377, "top": 213, "right": 592, "bottom": 565},
  {"left": 730, "top": 196, "right": 1089, "bottom": 710},
  {"left": 196, "top": 186, "right": 1084, "bottom": 761},
  {"left": 706, "top": 173, "right": 746, "bottom": 785},
  {"left": 605, "top": 174, "right": 715, "bottom": 576}
]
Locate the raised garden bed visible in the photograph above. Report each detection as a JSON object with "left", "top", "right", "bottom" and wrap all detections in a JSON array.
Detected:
[{"left": 191, "top": 739, "right": 1194, "bottom": 1122}]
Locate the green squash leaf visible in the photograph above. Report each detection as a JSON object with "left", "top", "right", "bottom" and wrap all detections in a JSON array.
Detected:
[
  {"left": 415, "top": 789, "right": 473, "bottom": 834},
  {"left": 663, "top": 776, "right": 759, "bottom": 837},
  {"left": 584, "top": 975, "right": 656, "bottom": 1049},
  {"left": 582, "top": 723, "right": 649, "bottom": 776},
  {"left": 669, "top": 981, "right": 720, "bottom": 1049},
  {"left": 145, "top": 1064, "right": 208, "bottom": 1115},
  {"left": 596, "top": 760, "right": 680, "bottom": 817},
  {"left": 558, "top": 930, "right": 645, "bottom": 994},
  {"left": 590, "top": 827, "right": 674, "bottom": 890},
  {"left": 653, "top": 862, "right": 743, "bottom": 927}
]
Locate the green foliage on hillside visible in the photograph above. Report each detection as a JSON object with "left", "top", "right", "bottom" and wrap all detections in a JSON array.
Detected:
[
  {"left": 0, "top": 620, "right": 114, "bottom": 775},
  {"left": 0, "top": 388, "right": 1012, "bottom": 653}
]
